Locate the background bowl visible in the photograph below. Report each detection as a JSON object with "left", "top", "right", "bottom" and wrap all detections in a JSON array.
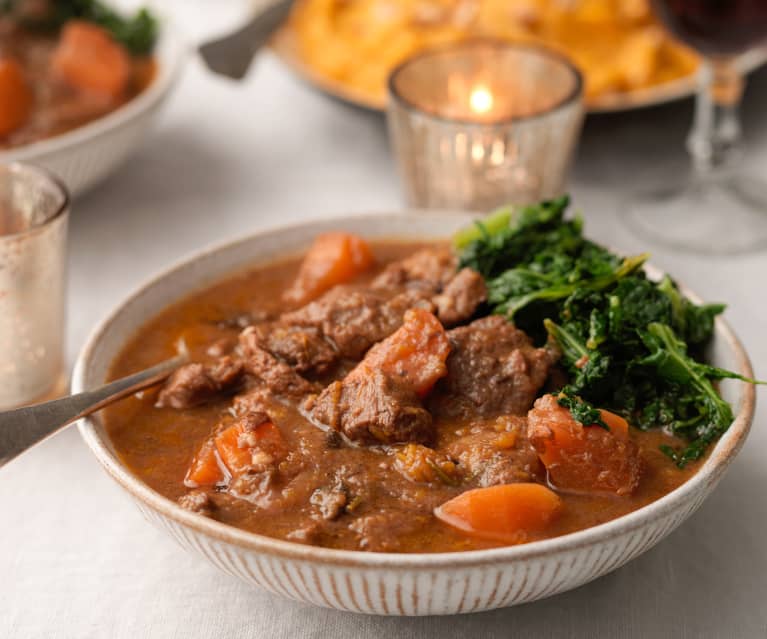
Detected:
[
  {"left": 0, "top": 25, "right": 186, "bottom": 196},
  {"left": 72, "top": 212, "right": 755, "bottom": 616}
]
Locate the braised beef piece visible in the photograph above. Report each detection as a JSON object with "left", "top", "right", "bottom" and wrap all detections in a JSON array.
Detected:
[
  {"left": 309, "top": 366, "right": 434, "bottom": 445},
  {"left": 431, "top": 316, "right": 555, "bottom": 418},
  {"left": 281, "top": 286, "right": 432, "bottom": 360},
  {"left": 228, "top": 469, "right": 277, "bottom": 505},
  {"left": 310, "top": 483, "right": 349, "bottom": 521},
  {"left": 178, "top": 490, "right": 214, "bottom": 517},
  {"left": 372, "top": 248, "right": 486, "bottom": 327},
  {"left": 433, "top": 267, "right": 487, "bottom": 327},
  {"left": 231, "top": 387, "right": 272, "bottom": 417},
  {"left": 247, "top": 322, "right": 337, "bottom": 374},
  {"left": 157, "top": 356, "right": 244, "bottom": 409},
  {"left": 446, "top": 417, "right": 543, "bottom": 487},
  {"left": 239, "top": 327, "right": 318, "bottom": 397},
  {"left": 371, "top": 247, "right": 457, "bottom": 291}
]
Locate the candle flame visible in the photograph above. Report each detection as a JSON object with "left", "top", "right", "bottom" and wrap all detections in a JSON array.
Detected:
[{"left": 469, "top": 85, "right": 494, "bottom": 115}]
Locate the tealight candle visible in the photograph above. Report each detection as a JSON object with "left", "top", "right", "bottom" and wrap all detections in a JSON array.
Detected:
[{"left": 387, "top": 42, "right": 584, "bottom": 211}]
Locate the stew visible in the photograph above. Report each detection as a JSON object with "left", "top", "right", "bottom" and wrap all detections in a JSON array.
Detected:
[
  {"left": 104, "top": 236, "right": 704, "bottom": 553},
  {"left": 0, "top": 2, "right": 156, "bottom": 149}
]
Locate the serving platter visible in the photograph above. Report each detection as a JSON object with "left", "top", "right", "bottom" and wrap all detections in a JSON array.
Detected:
[
  {"left": 272, "top": 29, "right": 767, "bottom": 114},
  {"left": 72, "top": 211, "right": 754, "bottom": 615}
]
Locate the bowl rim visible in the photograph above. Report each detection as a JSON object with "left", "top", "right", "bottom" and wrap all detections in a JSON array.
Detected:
[
  {"left": 73, "top": 210, "right": 756, "bottom": 569},
  {"left": 0, "top": 21, "right": 188, "bottom": 162}
]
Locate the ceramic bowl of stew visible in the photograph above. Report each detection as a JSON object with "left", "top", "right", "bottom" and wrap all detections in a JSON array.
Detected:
[
  {"left": 72, "top": 212, "right": 755, "bottom": 616},
  {"left": 0, "top": 21, "right": 186, "bottom": 195}
]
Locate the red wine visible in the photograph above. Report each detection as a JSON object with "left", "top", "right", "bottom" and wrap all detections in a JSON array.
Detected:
[{"left": 652, "top": 0, "right": 767, "bottom": 55}]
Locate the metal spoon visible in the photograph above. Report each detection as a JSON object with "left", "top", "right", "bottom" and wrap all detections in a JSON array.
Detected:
[
  {"left": 198, "top": 0, "right": 296, "bottom": 80},
  {"left": 0, "top": 354, "right": 187, "bottom": 469}
]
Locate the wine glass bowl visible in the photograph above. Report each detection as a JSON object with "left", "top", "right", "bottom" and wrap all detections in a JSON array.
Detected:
[{"left": 626, "top": 0, "right": 767, "bottom": 254}]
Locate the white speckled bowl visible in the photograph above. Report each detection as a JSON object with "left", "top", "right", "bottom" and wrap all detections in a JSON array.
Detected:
[
  {"left": 0, "top": 25, "right": 186, "bottom": 196},
  {"left": 72, "top": 213, "right": 755, "bottom": 616}
]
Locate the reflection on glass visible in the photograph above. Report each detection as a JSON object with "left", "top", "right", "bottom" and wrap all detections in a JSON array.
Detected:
[{"left": 0, "top": 164, "right": 69, "bottom": 409}]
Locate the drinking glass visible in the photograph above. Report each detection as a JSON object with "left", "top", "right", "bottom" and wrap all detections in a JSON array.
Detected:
[
  {"left": 626, "top": 0, "right": 767, "bottom": 253},
  {"left": 0, "top": 163, "right": 69, "bottom": 409}
]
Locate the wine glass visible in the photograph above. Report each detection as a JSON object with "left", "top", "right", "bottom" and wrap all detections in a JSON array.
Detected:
[{"left": 625, "top": 0, "right": 767, "bottom": 254}]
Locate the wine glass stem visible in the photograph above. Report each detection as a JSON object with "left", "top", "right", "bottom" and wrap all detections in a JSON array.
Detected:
[{"left": 687, "top": 59, "right": 745, "bottom": 176}]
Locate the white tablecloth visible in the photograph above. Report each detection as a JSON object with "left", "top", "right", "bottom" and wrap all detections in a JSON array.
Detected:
[{"left": 2, "top": 6, "right": 767, "bottom": 637}]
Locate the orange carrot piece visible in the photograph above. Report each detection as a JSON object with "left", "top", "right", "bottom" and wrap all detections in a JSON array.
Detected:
[
  {"left": 215, "top": 420, "right": 284, "bottom": 476},
  {"left": 51, "top": 21, "right": 131, "bottom": 100},
  {"left": 0, "top": 57, "right": 33, "bottom": 137},
  {"left": 435, "top": 483, "right": 562, "bottom": 544},
  {"left": 184, "top": 439, "right": 224, "bottom": 487},
  {"left": 356, "top": 307, "right": 450, "bottom": 396},
  {"left": 284, "top": 232, "right": 374, "bottom": 304},
  {"left": 527, "top": 395, "right": 641, "bottom": 496},
  {"left": 599, "top": 409, "right": 629, "bottom": 439}
]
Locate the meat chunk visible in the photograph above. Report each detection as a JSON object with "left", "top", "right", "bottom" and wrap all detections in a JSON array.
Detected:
[
  {"left": 310, "top": 483, "right": 349, "bottom": 521},
  {"left": 433, "top": 267, "right": 487, "bottom": 326},
  {"left": 228, "top": 470, "right": 277, "bottom": 505},
  {"left": 157, "top": 356, "right": 244, "bottom": 409},
  {"left": 309, "top": 366, "right": 434, "bottom": 445},
  {"left": 371, "top": 247, "right": 457, "bottom": 291},
  {"left": 432, "top": 316, "right": 555, "bottom": 418},
  {"left": 446, "top": 417, "right": 543, "bottom": 487},
  {"left": 231, "top": 387, "right": 271, "bottom": 417},
  {"left": 371, "top": 249, "right": 486, "bottom": 327},
  {"left": 247, "top": 322, "right": 337, "bottom": 373},
  {"left": 281, "top": 286, "right": 432, "bottom": 360},
  {"left": 527, "top": 394, "right": 642, "bottom": 496},
  {"left": 239, "top": 327, "right": 317, "bottom": 397},
  {"left": 178, "top": 490, "right": 214, "bottom": 517}
]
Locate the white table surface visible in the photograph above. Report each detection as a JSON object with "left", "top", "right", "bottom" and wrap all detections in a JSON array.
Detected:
[{"left": 3, "top": 8, "right": 767, "bottom": 638}]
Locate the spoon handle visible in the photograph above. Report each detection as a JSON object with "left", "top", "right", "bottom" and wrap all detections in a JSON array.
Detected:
[
  {"left": 198, "top": 0, "right": 296, "bottom": 79},
  {"left": 0, "top": 355, "right": 186, "bottom": 469}
]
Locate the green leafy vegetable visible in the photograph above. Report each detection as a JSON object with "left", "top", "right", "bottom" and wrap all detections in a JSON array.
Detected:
[
  {"left": 2, "top": 0, "right": 158, "bottom": 55},
  {"left": 456, "top": 197, "right": 763, "bottom": 466},
  {"left": 556, "top": 393, "right": 608, "bottom": 430}
]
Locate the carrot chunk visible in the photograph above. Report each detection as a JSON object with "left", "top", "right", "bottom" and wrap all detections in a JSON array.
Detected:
[
  {"left": 527, "top": 395, "right": 641, "bottom": 496},
  {"left": 599, "top": 409, "right": 629, "bottom": 439},
  {"left": 284, "top": 232, "right": 375, "bottom": 304},
  {"left": 184, "top": 438, "right": 224, "bottom": 488},
  {"left": 435, "top": 483, "right": 562, "bottom": 544},
  {"left": 0, "top": 57, "right": 33, "bottom": 137},
  {"left": 215, "top": 418, "right": 285, "bottom": 477},
  {"left": 356, "top": 307, "right": 450, "bottom": 396},
  {"left": 51, "top": 20, "right": 131, "bottom": 100}
]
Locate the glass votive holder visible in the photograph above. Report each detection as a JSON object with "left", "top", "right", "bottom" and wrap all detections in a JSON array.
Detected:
[
  {"left": 387, "top": 41, "right": 584, "bottom": 211},
  {"left": 0, "top": 164, "right": 69, "bottom": 409}
]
